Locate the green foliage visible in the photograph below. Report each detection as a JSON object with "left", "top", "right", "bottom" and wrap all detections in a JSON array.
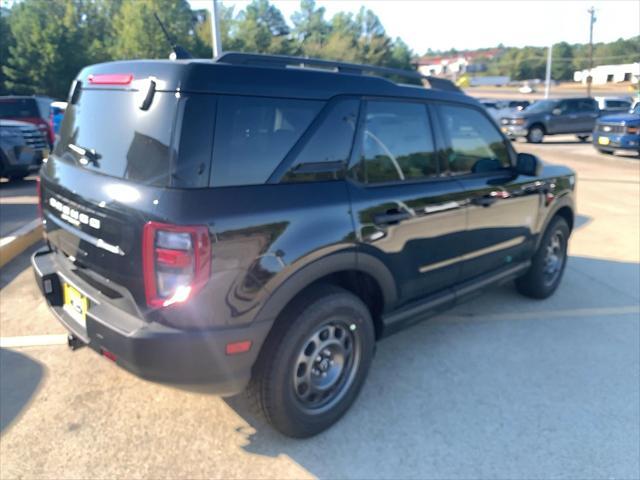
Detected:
[
  {"left": 110, "top": 0, "right": 196, "bottom": 60},
  {"left": 2, "top": 0, "right": 111, "bottom": 98},
  {"left": 1, "top": 0, "right": 637, "bottom": 97},
  {"left": 0, "top": 9, "right": 13, "bottom": 95},
  {"left": 551, "top": 42, "right": 573, "bottom": 81}
]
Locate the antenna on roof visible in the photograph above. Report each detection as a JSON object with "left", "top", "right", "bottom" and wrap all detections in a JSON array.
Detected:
[{"left": 153, "top": 12, "right": 192, "bottom": 60}]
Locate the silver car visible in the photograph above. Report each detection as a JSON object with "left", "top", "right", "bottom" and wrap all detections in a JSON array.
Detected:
[{"left": 0, "top": 119, "right": 48, "bottom": 180}]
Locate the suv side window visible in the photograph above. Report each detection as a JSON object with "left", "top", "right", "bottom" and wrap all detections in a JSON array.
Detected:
[
  {"left": 283, "top": 98, "right": 359, "bottom": 183},
  {"left": 211, "top": 96, "right": 323, "bottom": 187},
  {"left": 360, "top": 100, "right": 438, "bottom": 184},
  {"left": 576, "top": 99, "right": 597, "bottom": 112},
  {"left": 561, "top": 99, "right": 578, "bottom": 113},
  {"left": 438, "top": 104, "right": 511, "bottom": 175}
]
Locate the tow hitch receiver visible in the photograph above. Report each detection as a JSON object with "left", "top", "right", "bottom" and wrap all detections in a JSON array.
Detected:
[{"left": 67, "top": 334, "right": 85, "bottom": 351}]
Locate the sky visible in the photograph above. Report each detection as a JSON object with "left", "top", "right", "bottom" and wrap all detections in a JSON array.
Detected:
[{"left": 189, "top": 0, "right": 640, "bottom": 53}]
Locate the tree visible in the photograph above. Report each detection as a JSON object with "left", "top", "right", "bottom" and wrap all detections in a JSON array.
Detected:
[
  {"left": 2, "top": 0, "right": 99, "bottom": 98},
  {"left": 193, "top": 4, "right": 241, "bottom": 57},
  {"left": 354, "top": 8, "right": 392, "bottom": 66},
  {"left": 0, "top": 8, "right": 13, "bottom": 94},
  {"left": 233, "top": 0, "right": 294, "bottom": 55},
  {"left": 551, "top": 42, "right": 574, "bottom": 81},
  {"left": 110, "top": 0, "right": 196, "bottom": 60},
  {"left": 291, "top": 0, "right": 330, "bottom": 57}
]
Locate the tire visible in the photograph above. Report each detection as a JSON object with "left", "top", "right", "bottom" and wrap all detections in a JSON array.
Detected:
[
  {"left": 577, "top": 135, "right": 589, "bottom": 142},
  {"left": 516, "top": 216, "right": 569, "bottom": 299},
  {"left": 598, "top": 149, "right": 614, "bottom": 155},
  {"left": 526, "top": 125, "right": 545, "bottom": 143},
  {"left": 247, "top": 285, "right": 375, "bottom": 438}
]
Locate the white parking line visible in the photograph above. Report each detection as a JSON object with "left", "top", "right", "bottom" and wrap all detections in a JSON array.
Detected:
[{"left": 0, "top": 334, "right": 68, "bottom": 348}]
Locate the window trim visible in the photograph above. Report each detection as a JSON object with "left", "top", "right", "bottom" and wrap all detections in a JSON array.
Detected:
[
  {"left": 268, "top": 95, "right": 361, "bottom": 184},
  {"left": 433, "top": 100, "right": 517, "bottom": 179},
  {"left": 209, "top": 94, "right": 325, "bottom": 188},
  {"left": 348, "top": 96, "right": 449, "bottom": 188}
]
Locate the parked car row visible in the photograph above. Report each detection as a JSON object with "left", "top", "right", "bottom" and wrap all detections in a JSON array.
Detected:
[
  {"left": 0, "top": 96, "right": 69, "bottom": 181},
  {"left": 481, "top": 95, "right": 639, "bottom": 155}
]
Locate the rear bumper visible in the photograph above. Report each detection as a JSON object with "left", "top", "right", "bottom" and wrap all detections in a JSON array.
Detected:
[{"left": 31, "top": 247, "right": 271, "bottom": 395}]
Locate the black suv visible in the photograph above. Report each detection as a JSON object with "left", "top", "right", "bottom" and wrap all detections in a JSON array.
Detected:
[
  {"left": 32, "top": 53, "right": 576, "bottom": 437},
  {"left": 501, "top": 97, "right": 599, "bottom": 143}
]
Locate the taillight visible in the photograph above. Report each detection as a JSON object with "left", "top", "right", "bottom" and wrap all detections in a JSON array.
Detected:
[{"left": 142, "top": 222, "right": 211, "bottom": 308}]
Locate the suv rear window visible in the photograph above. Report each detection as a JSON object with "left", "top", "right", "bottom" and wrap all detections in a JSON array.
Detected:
[
  {"left": 0, "top": 98, "right": 40, "bottom": 118},
  {"left": 55, "top": 89, "right": 178, "bottom": 186},
  {"left": 210, "top": 96, "right": 322, "bottom": 187}
]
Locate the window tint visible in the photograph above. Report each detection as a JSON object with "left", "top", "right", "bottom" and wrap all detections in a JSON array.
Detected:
[
  {"left": 211, "top": 96, "right": 322, "bottom": 187},
  {"left": 55, "top": 89, "right": 177, "bottom": 186},
  {"left": 174, "top": 95, "right": 215, "bottom": 188},
  {"left": 438, "top": 104, "right": 511, "bottom": 175},
  {"left": 0, "top": 98, "right": 39, "bottom": 118},
  {"left": 605, "top": 100, "right": 630, "bottom": 109},
  {"left": 361, "top": 101, "right": 437, "bottom": 183},
  {"left": 284, "top": 98, "right": 359, "bottom": 182},
  {"left": 576, "top": 99, "right": 597, "bottom": 112}
]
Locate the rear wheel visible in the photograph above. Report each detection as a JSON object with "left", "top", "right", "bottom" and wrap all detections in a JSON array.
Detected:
[
  {"left": 247, "top": 285, "right": 375, "bottom": 438},
  {"left": 516, "top": 216, "right": 569, "bottom": 299},
  {"left": 526, "top": 125, "right": 545, "bottom": 143}
]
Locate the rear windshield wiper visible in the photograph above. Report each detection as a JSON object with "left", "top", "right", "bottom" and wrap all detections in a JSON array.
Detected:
[{"left": 68, "top": 143, "right": 101, "bottom": 167}]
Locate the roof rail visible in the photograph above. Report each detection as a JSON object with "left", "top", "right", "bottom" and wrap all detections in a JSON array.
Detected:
[{"left": 216, "top": 52, "right": 462, "bottom": 93}]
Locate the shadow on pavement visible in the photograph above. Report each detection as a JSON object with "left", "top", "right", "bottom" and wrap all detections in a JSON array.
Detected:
[
  {"left": 224, "top": 255, "right": 639, "bottom": 478},
  {"left": 0, "top": 348, "right": 45, "bottom": 434},
  {"left": 0, "top": 241, "right": 43, "bottom": 290},
  {"left": 0, "top": 177, "right": 37, "bottom": 193}
]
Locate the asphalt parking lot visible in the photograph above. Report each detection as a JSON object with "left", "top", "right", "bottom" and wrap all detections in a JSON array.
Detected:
[
  {"left": 0, "top": 177, "right": 38, "bottom": 238},
  {"left": 1, "top": 138, "right": 638, "bottom": 479}
]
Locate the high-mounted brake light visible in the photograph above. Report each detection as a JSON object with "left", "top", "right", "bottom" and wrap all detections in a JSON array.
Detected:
[
  {"left": 142, "top": 222, "right": 211, "bottom": 308},
  {"left": 88, "top": 73, "right": 133, "bottom": 85}
]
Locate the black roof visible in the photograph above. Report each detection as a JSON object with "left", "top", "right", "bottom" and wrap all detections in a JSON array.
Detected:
[{"left": 77, "top": 53, "right": 476, "bottom": 105}]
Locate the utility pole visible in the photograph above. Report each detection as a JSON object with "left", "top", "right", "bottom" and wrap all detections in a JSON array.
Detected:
[
  {"left": 587, "top": 6, "right": 596, "bottom": 97},
  {"left": 211, "top": 0, "right": 222, "bottom": 59},
  {"left": 544, "top": 43, "right": 553, "bottom": 98}
]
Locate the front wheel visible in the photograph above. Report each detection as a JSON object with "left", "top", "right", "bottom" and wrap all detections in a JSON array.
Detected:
[
  {"left": 247, "top": 285, "right": 375, "bottom": 438},
  {"left": 526, "top": 125, "right": 545, "bottom": 143},
  {"left": 598, "top": 149, "right": 614, "bottom": 155},
  {"left": 577, "top": 135, "right": 589, "bottom": 142},
  {"left": 516, "top": 216, "right": 569, "bottom": 299}
]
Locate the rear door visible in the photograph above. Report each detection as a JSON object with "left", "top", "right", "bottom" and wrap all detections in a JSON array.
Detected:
[
  {"left": 574, "top": 98, "right": 600, "bottom": 132},
  {"left": 348, "top": 99, "right": 467, "bottom": 305},
  {"left": 435, "top": 103, "right": 541, "bottom": 281}
]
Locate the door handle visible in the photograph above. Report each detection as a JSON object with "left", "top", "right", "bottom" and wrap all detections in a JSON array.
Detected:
[{"left": 373, "top": 209, "right": 412, "bottom": 225}]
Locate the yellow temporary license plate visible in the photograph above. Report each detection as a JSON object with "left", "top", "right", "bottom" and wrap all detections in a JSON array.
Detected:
[
  {"left": 598, "top": 136, "right": 610, "bottom": 145},
  {"left": 63, "top": 283, "right": 88, "bottom": 328}
]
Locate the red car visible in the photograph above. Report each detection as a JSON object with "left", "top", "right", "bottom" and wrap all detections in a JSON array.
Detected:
[{"left": 0, "top": 96, "right": 56, "bottom": 147}]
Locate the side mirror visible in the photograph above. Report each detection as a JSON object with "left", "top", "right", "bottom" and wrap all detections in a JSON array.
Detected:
[
  {"left": 515, "top": 153, "right": 542, "bottom": 176},
  {"left": 552, "top": 108, "right": 562, "bottom": 116}
]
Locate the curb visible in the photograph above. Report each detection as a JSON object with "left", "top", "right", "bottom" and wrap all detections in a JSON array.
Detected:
[{"left": 0, "top": 219, "right": 43, "bottom": 268}]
